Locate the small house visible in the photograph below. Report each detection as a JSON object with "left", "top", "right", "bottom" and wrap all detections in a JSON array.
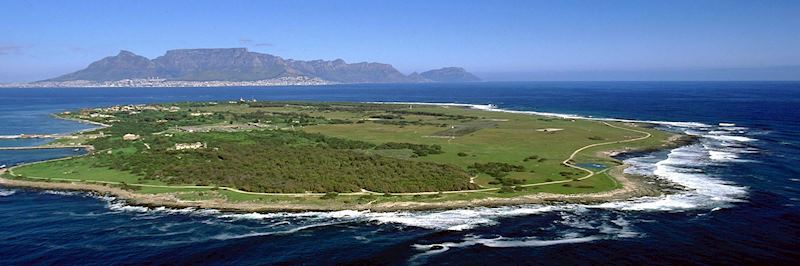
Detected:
[{"left": 122, "top": 134, "right": 140, "bottom": 141}]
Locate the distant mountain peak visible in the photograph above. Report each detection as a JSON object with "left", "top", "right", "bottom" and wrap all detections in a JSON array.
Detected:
[
  {"left": 164, "top": 47, "right": 249, "bottom": 54},
  {"left": 117, "top": 50, "right": 139, "bottom": 57},
  {"left": 420, "top": 67, "right": 481, "bottom": 82},
  {"left": 43, "top": 48, "right": 480, "bottom": 84}
]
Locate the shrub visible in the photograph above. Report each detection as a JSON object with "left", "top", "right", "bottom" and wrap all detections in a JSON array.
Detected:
[
  {"left": 494, "top": 177, "right": 525, "bottom": 186},
  {"left": 522, "top": 155, "right": 539, "bottom": 162},
  {"left": 468, "top": 162, "right": 525, "bottom": 178},
  {"left": 376, "top": 142, "right": 443, "bottom": 156},
  {"left": 498, "top": 186, "right": 516, "bottom": 193},
  {"left": 369, "top": 114, "right": 403, "bottom": 120},
  {"left": 320, "top": 192, "right": 339, "bottom": 200}
]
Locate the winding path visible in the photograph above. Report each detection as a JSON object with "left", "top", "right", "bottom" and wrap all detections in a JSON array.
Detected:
[{"left": 4, "top": 122, "right": 652, "bottom": 197}]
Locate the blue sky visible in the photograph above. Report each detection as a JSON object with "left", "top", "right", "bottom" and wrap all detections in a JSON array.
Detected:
[{"left": 1, "top": 0, "right": 798, "bottom": 82}]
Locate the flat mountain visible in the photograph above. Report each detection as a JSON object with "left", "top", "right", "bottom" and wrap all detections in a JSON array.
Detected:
[{"left": 45, "top": 48, "right": 480, "bottom": 83}]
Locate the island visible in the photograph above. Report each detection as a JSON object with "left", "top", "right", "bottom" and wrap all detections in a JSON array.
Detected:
[{"left": 0, "top": 101, "right": 691, "bottom": 211}]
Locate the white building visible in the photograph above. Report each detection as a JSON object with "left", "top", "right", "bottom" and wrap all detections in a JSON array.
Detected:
[
  {"left": 122, "top": 134, "right": 140, "bottom": 141},
  {"left": 174, "top": 142, "right": 206, "bottom": 150}
]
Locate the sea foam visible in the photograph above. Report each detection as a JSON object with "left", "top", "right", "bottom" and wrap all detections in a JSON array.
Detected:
[
  {"left": 0, "top": 189, "right": 16, "bottom": 197},
  {"left": 409, "top": 212, "right": 641, "bottom": 263}
]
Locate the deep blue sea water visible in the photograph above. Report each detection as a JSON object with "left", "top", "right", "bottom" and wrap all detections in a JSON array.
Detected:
[{"left": 1, "top": 82, "right": 799, "bottom": 264}]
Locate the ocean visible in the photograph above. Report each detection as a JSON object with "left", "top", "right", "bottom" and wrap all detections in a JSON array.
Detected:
[{"left": 1, "top": 82, "right": 798, "bottom": 264}]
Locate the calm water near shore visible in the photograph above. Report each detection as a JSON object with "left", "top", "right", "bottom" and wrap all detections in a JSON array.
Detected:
[{"left": 1, "top": 82, "right": 798, "bottom": 264}]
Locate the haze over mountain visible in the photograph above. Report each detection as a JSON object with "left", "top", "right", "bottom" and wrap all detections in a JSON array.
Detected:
[
  {"left": 419, "top": 67, "right": 481, "bottom": 82},
  {"left": 44, "top": 48, "right": 480, "bottom": 83}
]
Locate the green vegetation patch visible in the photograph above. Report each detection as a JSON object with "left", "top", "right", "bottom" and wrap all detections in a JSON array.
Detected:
[
  {"left": 85, "top": 129, "right": 473, "bottom": 193},
  {"left": 430, "top": 120, "right": 497, "bottom": 137},
  {"left": 375, "top": 142, "right": 443, "bottom": 157},
  {"left": 10, "top": 101, "right": 679, "bottom": 205}
]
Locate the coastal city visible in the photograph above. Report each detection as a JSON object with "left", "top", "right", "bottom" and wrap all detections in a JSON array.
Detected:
[{"left": 0, "top": 76, "right": 332, "bottom": 88}]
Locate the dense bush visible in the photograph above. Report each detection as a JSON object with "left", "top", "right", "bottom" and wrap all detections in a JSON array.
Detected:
[
  {"left": 468, "top": 162, "right": 525, "bottom": 178},
  {"left": 369, "top": 114, "right": 404, "bottom": 120},
  {"left": 488, "top": 177, "right": 525, "bottom": 186},
  {"left": 498, "top": 186, "right": 516, "bottom": 193},
  {"left": 375, "top": 142, "right": 443, "bottom": 157},
  {"left": 91, "top": 131, "right": 473, "bottom": 193}
]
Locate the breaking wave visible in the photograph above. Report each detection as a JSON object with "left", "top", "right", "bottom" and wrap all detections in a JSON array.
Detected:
[
  {"left": 0, "top": 189, "right": 16, "bottom": 197},
  {"left": 368, "top": 102, "right": 754, "bottom": 217},
  {"left": 64, "top": 102, "right": 755, "bottom": 248},
  {"left": 409, "top": 212, "right": 642, "bottom": 264},
  {"left": 104, "top": 198, "right": 221, "bottom": 216},
  {"left": 42, "top": 190, "right": 81, "bottom": 196},
  {"left": 373, "top": 102, "right": 714, "bottom": 128},
  {"left": 106, "top": 203, "right": 561, "bottom": 231}
]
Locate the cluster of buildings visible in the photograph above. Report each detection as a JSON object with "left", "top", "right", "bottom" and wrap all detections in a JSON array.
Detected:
[
  {"left": 70, "top": 104, "right": 186, "bottom": 119},
  {"left": 74, "top": 104, "right": 159, "bottom": 115},
  {"left": 7, "top": 76, "right": 331, "bottom": 88},
  {"left": 173, "top": 142, "right": 206, "bottom": 150},
  {"left": 121, "top": 135, "right": 205, "bottom": 152}
]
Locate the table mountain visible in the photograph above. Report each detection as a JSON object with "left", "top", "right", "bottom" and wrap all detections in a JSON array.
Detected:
[{"left": 44, "top": 48, "right": 480, "bottom": 83}]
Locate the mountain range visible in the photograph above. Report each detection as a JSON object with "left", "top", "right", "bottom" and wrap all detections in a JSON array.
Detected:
[{"left": 44, "top": 48, "right": 480, "bottom": 83}]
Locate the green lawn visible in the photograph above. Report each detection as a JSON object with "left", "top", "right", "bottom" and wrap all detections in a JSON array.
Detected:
[{"left": 13, "top": 157, "right": 163, "bottom": 186}]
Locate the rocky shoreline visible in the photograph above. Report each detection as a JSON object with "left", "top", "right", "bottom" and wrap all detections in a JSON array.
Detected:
[
  {"left": 0, "top": 117, "right": 692, "bottom": 213},
  {"left": 0, "top": 162, "right": 677, "bottom": 213}
]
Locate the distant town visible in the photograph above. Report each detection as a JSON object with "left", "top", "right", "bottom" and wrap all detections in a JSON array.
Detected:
[{"left": 0, "top": 76, "right": 332, "bottom": 88}]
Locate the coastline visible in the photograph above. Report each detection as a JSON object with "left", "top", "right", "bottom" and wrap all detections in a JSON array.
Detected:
[
  {"left": 0, "top": 103, "right": 695, "bottom": 212},
  {"left": 53, "top": 115, "right": 111, "bottom": 129},
  {"left": 0, "top": 134, "right": 692, "bottom": 212},
  {"left": 0, "top": 164, "right": 669, "bottom": 212}
]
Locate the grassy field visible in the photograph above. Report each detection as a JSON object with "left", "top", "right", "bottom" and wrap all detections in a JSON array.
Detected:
[
  {"left": 7, "top": 101, "right": 679, "bottom": 206},
  {"left": 301, "top": 106, "right": 669, "bottom": 187},
  {"left": 13, "top": 157, "right": 161, "bottom": 185}
]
